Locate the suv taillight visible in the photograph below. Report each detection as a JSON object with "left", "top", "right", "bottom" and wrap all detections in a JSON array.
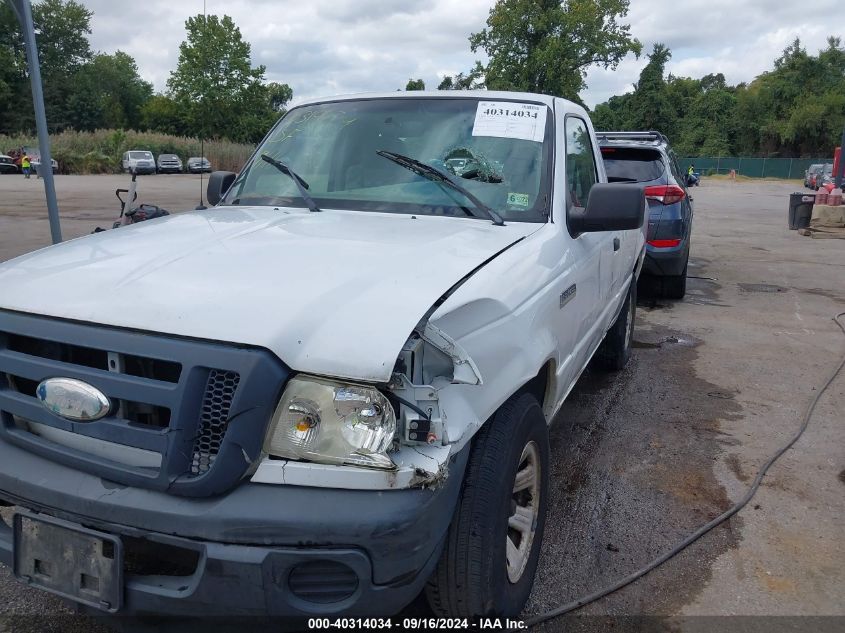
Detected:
[
  {"left": 647, "top": 238, "right": 682, "bottom": 248},
  {"left": 644, "top": 184, "right": 686, "bottom": 205}
]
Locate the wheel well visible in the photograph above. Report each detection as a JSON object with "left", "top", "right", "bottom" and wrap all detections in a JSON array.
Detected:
[{"left": 516, "top": 360, "right": 554, "bottom": 412}]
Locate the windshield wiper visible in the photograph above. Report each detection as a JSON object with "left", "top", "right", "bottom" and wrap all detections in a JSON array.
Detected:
[
  {"left": 260, "top": 154, "right": 321, "bottom": 213},
  {"left": 376, "top": 150, "right": 505, "bottom": 226}
]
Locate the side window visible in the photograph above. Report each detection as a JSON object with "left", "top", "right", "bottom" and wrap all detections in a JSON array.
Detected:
[
  {"left": 669, "top": 152, "right": 684, "bottom": 185},
  {"left": 565, "top": 117, "right": 598, "bottom": 210}
]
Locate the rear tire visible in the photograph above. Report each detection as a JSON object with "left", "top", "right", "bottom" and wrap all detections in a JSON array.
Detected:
[
  {"left": 426, "top": 393, "right": 549, "bottom": 618},
  {"left": 662, "top": 262, "right": 688, "bottom": 299},
  {"left": 596, "top": 280, "right": 636, "bottom": 371}
]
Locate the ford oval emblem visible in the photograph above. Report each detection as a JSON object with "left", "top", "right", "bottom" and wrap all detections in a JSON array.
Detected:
[{"left": 36, "top": 378, "right": 111, "bottom": 422}]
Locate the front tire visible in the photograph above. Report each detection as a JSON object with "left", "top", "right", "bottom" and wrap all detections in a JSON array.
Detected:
[
  {"left": 426, "top": 393, "right": 549, "bottom": 618},
  {"left": 596, "top": 279, "right": 636, "bottom": 371}
]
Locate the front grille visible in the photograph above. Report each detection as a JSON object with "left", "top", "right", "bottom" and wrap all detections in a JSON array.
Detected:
[
  {"left": 191, "top": 370, "right": 240, "bottom": 475},
  {"left": 6, "top": 373, "right": 172, "bottom": 429},
  {"left": 0, "top": 310, "right": 288, "bottom": 497},
  {"left": 8, "top": 333, "right": 181, "bottom": 383},
  {"left": 288, "top": 561, "right": 359, "bottom": 604}
]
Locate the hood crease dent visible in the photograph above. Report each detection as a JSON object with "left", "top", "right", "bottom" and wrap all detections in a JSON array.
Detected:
[{"left": 0, "top": 206, "right": 540, "bottom": 382}]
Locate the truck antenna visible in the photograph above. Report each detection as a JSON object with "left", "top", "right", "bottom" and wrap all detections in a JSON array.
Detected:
[{"left": 195, "top": 0, "right": 208, "bottom": 210}]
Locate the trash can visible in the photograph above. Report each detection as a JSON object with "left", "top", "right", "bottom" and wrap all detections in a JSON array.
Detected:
[{"left": 788, "top": 193, "right": 814, "bottom": 230}]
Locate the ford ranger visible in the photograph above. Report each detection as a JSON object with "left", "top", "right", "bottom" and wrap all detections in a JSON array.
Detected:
[{"left": 0, "top": 91, "right": 646, "bottom": 618}]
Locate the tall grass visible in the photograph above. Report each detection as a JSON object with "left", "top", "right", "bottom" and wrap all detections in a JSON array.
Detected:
[{"left": 0, "top": 129, "right": 254, "bottom": 174}]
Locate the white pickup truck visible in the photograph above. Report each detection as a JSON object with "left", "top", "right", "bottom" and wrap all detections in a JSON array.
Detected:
[{"left": 0, "top": 91, "right": 645, "bottom": 619}]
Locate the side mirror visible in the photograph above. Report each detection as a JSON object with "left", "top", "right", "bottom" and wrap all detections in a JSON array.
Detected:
[
  {"left": 568, "top": 183, "right": 645, "bottom": 234},
  {"left": 207, "top": 171, "right": 237, "bottom": 206}
]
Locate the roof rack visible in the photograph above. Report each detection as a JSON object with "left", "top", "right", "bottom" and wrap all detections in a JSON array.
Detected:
[{"left": 595, "top": 130, "right": 669, "bottom": 144}]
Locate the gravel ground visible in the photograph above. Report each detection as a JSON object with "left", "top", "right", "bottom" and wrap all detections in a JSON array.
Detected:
[{"left": 0, "top": 176, "right": 843, "bottom": 632}]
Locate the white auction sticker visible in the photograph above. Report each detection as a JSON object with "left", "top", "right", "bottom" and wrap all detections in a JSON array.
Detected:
[{"left": 472, "top": 101, "right": 547, "bottom": 143}]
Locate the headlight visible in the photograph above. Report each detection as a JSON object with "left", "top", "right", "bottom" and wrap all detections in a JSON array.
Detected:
[{"left": 264, "top": 376, "right": 396, "bottom": 469}]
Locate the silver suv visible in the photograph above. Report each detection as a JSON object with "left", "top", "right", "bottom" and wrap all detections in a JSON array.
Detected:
[
  {"left": 156, "top": 154, "right": 183, "bottom": 174},
  {"left": 186, "top": 157, "right": 212, "bottom": 173}
]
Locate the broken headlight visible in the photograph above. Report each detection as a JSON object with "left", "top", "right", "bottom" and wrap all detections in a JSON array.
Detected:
[{"left": 263, "top": 376, "right": 396, "bottom": 469}]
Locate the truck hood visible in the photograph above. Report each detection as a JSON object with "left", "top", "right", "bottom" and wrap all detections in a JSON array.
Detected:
[{"left": 0, "top": 207, "right": 539, "bottom": 382}]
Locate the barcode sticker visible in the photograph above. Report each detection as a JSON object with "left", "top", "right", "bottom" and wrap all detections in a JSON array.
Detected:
[{"left": 472, "top": 101, "right": 547, "bottom": 143}]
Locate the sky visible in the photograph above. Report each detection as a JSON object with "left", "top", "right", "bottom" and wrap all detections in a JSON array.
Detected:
[{"left": 81, "top": 0, "right": 839, "bottom": 109}]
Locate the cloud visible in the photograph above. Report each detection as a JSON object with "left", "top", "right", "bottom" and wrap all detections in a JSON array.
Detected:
[
  {"left": 80, "top": 0, "right": 840, "bottom": 109},
  {"left": 583, "top": 0, "right": 838, "bottom": 107}
]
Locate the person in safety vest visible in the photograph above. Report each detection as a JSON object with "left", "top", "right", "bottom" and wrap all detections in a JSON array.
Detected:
[{"left": 21, "top": 154, "right": 31, "bottom": 179}]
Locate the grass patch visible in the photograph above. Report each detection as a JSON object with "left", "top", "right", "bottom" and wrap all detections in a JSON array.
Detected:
[{"left": 707, "top": 174, "right": 802, "bottom": 184}]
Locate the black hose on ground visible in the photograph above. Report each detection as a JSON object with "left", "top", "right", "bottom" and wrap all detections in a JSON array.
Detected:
[{"left": 524, "top": 311, "right": 845, "bottom": 629}]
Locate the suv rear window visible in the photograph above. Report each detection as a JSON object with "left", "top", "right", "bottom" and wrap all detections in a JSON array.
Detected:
[{"left": 601, "top": 147, "right": 665, "bottom": 183}]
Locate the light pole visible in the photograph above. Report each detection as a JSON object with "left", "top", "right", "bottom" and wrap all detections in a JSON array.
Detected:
[{"left": 7, "top": 0, "right": 62, "bottom": 244}]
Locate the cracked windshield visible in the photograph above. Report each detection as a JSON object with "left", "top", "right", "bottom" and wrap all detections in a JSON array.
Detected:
[{"left": 224, "top": 98, "right": 552, "bottom": 222}]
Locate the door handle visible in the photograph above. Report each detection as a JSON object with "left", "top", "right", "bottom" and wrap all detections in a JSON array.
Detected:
[{"left": 613, "top": 237, "right": 621, "bottom": 252}]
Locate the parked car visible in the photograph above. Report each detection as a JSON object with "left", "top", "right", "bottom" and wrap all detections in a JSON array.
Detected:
[
  {"left": 804, "top": 163, "right": 825, "bottom": 189},
  {"left": 806, "top": 163, "right": 833, "bottom": 190},
  {"left": 186, "top": 156, "right": 212, "bottom": 173},
  {"left": 31, "top": 156, "right": 58, "bottom": 176},
  {"left": 816, "top": 164, "right": 834, "bottom": 189},
  {"left": 5, "top": 146, "right": 35, "bottom": 172},
  {"left": 156, "top": 154, "right": 183, "bottom": 174},
  {"left": 0, "top": 91, "right": 647, "bottom": 619},
  {"left": 121, "top": 150, "right": 156, "bottom": 175},
  {"left": 597, "top": 130, "right": 693, "bottom": 299},
  {"left": 7, "top": 146, "right": 58, "bottom": 175},
  {"left": 0, "top": 155, "right": 16, "bottom": 174}
]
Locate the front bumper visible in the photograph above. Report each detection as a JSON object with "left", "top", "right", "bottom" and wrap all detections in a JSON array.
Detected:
[{"left": 0, "top": 439, "right": 468, "bottom": 617}]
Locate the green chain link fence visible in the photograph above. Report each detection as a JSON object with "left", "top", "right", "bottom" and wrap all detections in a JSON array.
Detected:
[{"left": 678, "top": 157, "right": 830, "bottom": 180}]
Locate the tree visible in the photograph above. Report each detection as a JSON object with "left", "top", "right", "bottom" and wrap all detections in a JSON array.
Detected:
[
  {"left": 677, "top": 87, "right": 736, "bottom": 156},
  {"left": 31, "top": 0, "right": 92, "bottom": 76},
  {"left": 141, "top": 95, "right": 186, "bottom": 135},
  {"left": 470, "top": 0, "right": 641, "bottom": 101},
  {"left": 405, "top": 78, "right": 425, "bottom": 90},
  {"left": 438, "top": 61, "right": 486, "bottom": 90},
  {"left": 590, "top": 94, "right": 628, "bottom": 131},
  {"left": 67, "top": 52, "right": 153, "bottom": 131},
  {"left": 0, "top": 4, "right": 24, "bottom": 133},
  {"left": 267, "top": 81, "right": 293, "bottom": 112},
  {"left": 0, "top": 0, "right": 93, "bottom": 132},
  {"left": 626, "top": 44, "right": 677, "bottom": 139},
  {"left": 166, "top": 13, "right": 288, "bottom": 142}
]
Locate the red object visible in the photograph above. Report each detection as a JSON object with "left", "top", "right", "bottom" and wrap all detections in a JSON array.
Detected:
[
  {"left": 648, "top": 239, "right": 682, "bottom": 248},
  {"left": 833, "top": 147, "right": 842, "bottom": 183},
  {"left": 815, "top": 188, "right": 829, "bottom": 205},
  {"left": 644, "top": 184, "right": 686, "bottom": 205},
  {"left": 600, "top": 147, "right": 616, "bottom": 153}
]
